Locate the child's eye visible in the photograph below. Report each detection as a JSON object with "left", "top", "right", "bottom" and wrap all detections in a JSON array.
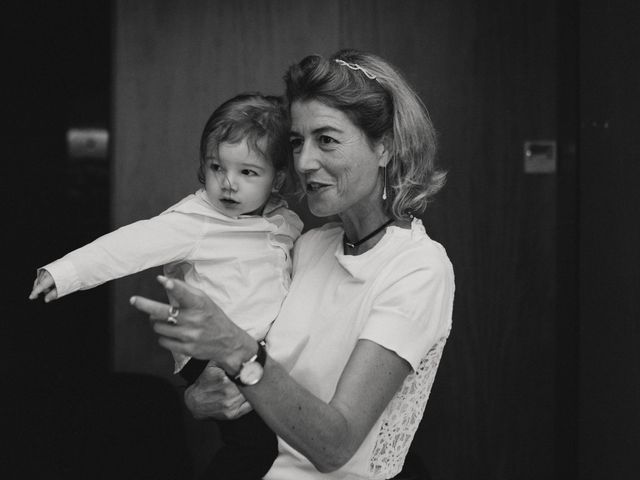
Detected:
[
  {"left": 289, "top": 137, "right": 303, "bottom": 153},
  {"left": 209, "top": 163, "right": 222, "bottom": 172},
  {"left": 242, "top": 169, "right": 258, "bottom": 176}
]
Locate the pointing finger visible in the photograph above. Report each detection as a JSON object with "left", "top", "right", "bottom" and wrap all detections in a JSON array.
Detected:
[
  {"left": 29, "top": 283, "right": 42, "bottom": 300},
  {"left": 157, "top": 275, "right": 207, "bottom": 310},
  {"left": 130, "top": 295, "right": 171, "bottom": 319}
]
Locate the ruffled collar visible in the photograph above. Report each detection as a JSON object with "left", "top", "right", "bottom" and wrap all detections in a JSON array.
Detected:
[{"left": 165, "top": 189, "right": 287, "bottom": 220}]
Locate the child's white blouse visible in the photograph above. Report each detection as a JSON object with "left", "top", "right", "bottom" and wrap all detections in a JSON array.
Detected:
[
  {"left": 265, "top": 218, "right": 454, "bottom": 480},
  {"left": 43, "top": 189, "right": 303, "bottom": 365}
]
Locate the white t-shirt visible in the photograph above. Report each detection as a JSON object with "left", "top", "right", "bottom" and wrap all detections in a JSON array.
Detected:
[
  {"left": 265, "top": 218, "right": 454, "bottom": 480},
  {"left": 43, "top": 189, "right": 303, "bottom": 369}
]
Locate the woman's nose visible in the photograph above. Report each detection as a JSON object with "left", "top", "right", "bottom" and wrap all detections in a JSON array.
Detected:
[{"left": 294, "top": 141, "right": 319, "bottom": 173}]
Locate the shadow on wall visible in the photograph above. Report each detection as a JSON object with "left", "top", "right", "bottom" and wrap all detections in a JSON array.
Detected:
[{"left": 14, "top": 373, "right": 193, "bottom": 479}]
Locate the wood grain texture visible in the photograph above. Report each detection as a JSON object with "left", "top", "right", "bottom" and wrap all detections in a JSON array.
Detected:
[
  {"left": 113, "top": 1, "right": 559, "bottom": 478},
  {"left": 579, "top": 2, "right": 640, "bottom": 478}
]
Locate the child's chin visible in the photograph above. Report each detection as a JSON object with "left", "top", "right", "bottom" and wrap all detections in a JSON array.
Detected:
[{"left": 242, "top": 206, "right": 264, "bottom": 216}]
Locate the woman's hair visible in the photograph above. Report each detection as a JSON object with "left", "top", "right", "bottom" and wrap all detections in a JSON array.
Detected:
[
  {"left": 284, "top": 49, "right": 446, "bottom": 219},
  {"left": 198, "top": 93, "right": 292, "bottom": 185}
]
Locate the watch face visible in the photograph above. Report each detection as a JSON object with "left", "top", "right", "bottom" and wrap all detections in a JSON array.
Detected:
[{"left": 238, "top": 362, "right": 263, "bottom": 386}]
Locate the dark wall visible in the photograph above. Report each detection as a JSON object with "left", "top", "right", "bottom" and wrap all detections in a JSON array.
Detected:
[
  {"left": 8, "top": 0, "right": 111, "bottom": 378},
  {"left": 7, "top": 1, "right": 110, "bottom": 474},
  {"left": 8, "top": 0, "right": 112, "bottom": 372},
  {"left": 579, "top": 2, "right": 640, "bottom": 479},
  {"left": 8, "top": 3, "right": 192, "bottom": 478}
]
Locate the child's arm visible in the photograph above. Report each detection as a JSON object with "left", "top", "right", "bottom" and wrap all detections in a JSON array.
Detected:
[
  {"left": 30, "top": 211, "right": 204, "bottom": 301},
  {"left": 29, "top": 269, "right": 58, "bottom": 302}
]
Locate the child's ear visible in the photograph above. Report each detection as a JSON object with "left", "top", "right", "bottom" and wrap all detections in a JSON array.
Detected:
[{"left": 272, "top": 171, "right": 287, "bottom": 192}]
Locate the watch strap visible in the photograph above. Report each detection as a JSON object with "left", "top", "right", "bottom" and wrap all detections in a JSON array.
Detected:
[
  {"left": 179, "top": 358, "right": 209, "bottom": 385},
  {"left": 227, "top": 340, "right": 267, "bottom": 386}
]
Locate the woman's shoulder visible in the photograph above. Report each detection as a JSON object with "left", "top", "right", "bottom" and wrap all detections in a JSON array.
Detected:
[
  {"left": 382, "top": 218, "right": 453, "bottom": 280},
  {"left": 298, "top": 221, "right": 342, "bottom": 245},
  {"left": 292, "top": 222, "right": 342, "bottom": 264}
]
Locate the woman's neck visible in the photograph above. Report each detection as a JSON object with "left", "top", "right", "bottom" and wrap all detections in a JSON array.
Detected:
[{"left": 340, "top": 208, "right": 393, "bottom": 255}]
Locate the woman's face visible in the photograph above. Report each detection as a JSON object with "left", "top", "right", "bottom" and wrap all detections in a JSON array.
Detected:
[{"left": 289, "top": 100, "right": 387, "bottom": 218}]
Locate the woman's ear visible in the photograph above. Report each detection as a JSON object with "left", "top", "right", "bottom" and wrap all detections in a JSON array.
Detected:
[
  {"left": 376, "top": 137, "right": 391, "bottom": 168},
  {"left": 272, "top": 171, "right": 287, "bottom": 192}
]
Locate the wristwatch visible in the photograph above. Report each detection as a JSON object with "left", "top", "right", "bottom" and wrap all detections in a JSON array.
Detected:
[{"left": 228, "top": 340, "right": 267, "bottom": 387}]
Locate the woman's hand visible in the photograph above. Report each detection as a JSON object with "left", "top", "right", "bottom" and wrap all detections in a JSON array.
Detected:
[
  {"left": 184, "top": 364, "right": 252, "bottom": 420},
  {"left": 129, "top": 275, "right": 256, "bottom": 374}
]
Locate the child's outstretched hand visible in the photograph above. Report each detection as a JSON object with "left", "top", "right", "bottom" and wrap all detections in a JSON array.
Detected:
[{"left": 29, "top": 269, "right": 58, "bottom": 302}]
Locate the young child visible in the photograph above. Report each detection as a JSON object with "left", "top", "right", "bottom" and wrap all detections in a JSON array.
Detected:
[{"left": 29, "top": 93, "right": 302, "bottom": 479}]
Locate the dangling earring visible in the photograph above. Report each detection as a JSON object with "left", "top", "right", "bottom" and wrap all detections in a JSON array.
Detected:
[{"left": 382, "top": 166, "right": 388, "bottom": 201}]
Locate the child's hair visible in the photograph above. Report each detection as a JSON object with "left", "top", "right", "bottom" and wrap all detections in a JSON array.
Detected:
[{"left": 197, "top": 93, "right": 292, "bottom": 185}]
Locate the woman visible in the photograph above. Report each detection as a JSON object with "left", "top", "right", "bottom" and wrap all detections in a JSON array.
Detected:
[{"left": 131, "top": 49, "right": 454, "bottom": 479}]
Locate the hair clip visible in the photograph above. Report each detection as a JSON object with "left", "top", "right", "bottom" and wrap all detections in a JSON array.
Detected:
[{"left": 334, "top": 59, "right": 377, "bottom": 80}]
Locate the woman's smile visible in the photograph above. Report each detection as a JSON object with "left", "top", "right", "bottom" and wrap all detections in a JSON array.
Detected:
[{"left": 305, "top": 179, "right": 333, "bottom": 193}]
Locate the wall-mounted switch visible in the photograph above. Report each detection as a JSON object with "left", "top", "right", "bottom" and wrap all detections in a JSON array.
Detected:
[
  {"left": 67, "top": 128, "right": 109, "bottom": 160},
  {"left": 524, "top": 140, "right": 556, "bottom": 174}
]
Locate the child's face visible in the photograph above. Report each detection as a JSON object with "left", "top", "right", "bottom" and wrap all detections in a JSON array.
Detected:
[{"left": 204, "top": 138, "right": 278, "bottom": 216}]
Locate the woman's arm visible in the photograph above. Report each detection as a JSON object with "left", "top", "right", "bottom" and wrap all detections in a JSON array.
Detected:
[
  {"left": 247, "top": 339, "right": 410, "bottom": 472},
  {"left": 131, "top": 276, "right": 411, "bottom": 472}
]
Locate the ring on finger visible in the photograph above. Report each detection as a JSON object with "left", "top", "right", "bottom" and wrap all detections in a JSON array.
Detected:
[{"left": 167, "top": 305, "right": 180, "bottom": 325}]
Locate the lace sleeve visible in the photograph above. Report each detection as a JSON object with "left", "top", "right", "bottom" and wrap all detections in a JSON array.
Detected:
[{"left": 369, "top": 335, "right": 449, "bottom": 477}]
